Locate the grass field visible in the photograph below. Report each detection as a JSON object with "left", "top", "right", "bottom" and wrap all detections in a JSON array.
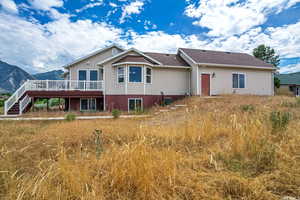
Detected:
[{"left": 0, "top": 95, "right": 299, "bottom": 200}]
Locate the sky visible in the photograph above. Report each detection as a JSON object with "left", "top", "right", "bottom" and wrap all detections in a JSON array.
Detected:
[{"left": 0, "top": 0, "right": 299, "bottom": 74}]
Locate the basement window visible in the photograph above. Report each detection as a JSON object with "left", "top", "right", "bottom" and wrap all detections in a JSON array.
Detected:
[
  {"left": 80, "top": 98, "right": 96, "bottom": 111},
  {"left": 128, "top": 98, "right": 143, "bottom": 112}
]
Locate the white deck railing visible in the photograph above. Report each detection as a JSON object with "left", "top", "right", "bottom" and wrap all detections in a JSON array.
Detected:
[
  {"left": 4, "top": 80, "right": 104, "bottom": 115},
  {"left": 19, "top": 95, "right": 31, "bottom": 115},
  {"left": 4, "top": 82, "right": 27, "bottom": 115}
]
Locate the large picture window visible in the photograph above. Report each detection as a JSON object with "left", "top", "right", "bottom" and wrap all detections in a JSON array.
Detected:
[
  {"left": 128, "top": 98, "right": 143, "bottom": 111},
  {"left": 146, "top": 67, "right": 152, "bottom": 83},
  {"left": 118, "top": 67, "right": 125, "bottom": 83},
  {"left": 232, "top": 73, "right": 245, "bottom": 89},
  {"left": 80, "top": 98, "right": 96, "bottom": 111},
  {"left": 129, "top": 66, "right": 142, "bottom": 82}
]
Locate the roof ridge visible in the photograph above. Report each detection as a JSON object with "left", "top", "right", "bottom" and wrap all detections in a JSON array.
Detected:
[
  {"left": 144, "top": 52, "right": 177, "bottom": 55},
  {"left": 179, "top": 47, "right": 248, "bottom": 55}
]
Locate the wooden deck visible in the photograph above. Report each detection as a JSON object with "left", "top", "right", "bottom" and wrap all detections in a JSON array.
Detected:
[{"left": 26, "top": 90, "right": 103, "bottom": 98}]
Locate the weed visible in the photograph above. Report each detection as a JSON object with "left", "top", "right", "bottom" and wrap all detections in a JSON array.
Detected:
[
  {"left": 65, "top": 113, "right": 76, "bottom": 121},
  {"left": 240, "top": 104, "right": 255, "bottom": 112},
  {"left": 112, "top": 109, "right": 121, "bottom": 119},
  {"left": 270, "top": 111, "right": 291, "bottom": 133},
  {"left": 93, "top": 129, "right": 103, "bottom": 159}
]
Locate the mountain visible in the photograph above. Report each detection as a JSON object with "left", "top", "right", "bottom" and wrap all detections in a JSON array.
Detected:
[
  {"left": 0, "top": 60, "right": 34, "bottom": 93},
  {"left": 0, "top": 60, "right": 64, "bottom": 94},
  {"left": 33, "top": 70, "right": 64, "bottom": 80}
]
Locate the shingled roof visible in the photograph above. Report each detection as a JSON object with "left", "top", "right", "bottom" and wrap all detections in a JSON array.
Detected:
[
  {"left": 144, "top": 52, "right": 190, "bottom": 67},
  {"left": 276, "top": 72, "right": 300, "bottom": 85},
  {"left": 179, "top": 48, "right": 274, "bottom": 68}
]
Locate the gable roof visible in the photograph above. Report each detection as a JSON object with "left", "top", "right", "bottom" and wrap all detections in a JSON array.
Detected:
[
  {"left": 179, "top": 48, "right": 274, "bottom": 68},
  {"left": 98, "top": 48, "right": 162, "bottom": 66},
  {"left": 276, "top": 72, "right": 300, "bottom": 85},
  {"left": 113, "top": 55, "right": 157, "bottom": 65},
  {"left": 144, "top": 52, "right": 190, "bottom": 67},
  {"left": 63, "top": 44, "right": 124, "bottom": 68}
]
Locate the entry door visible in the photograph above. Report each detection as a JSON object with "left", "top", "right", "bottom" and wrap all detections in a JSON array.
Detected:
[{"left": 201, "top": 74, "right": 210, "bottom": 96}]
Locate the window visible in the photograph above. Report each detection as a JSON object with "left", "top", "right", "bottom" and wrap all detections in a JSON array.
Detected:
[
  {"left": 128, "top": 98, "right": 143, "bottom": 111},
  {"left": 118, "top": 67, "right": 125, "bottom": 83},
  {"left": 80, "top": 98, "right": 96, "bottom": 111},
  {"left": 146, "top": 67, "right": 152, "bottom": 83},
  {"left": 90, "top": 70, "right": 98, "bottom": 81},
  {"left": 129, "top": 66, "right": 142, "bottom": 82},
  {"left": 232, "top": 73, "right": 245, "bottom": 88},
  {"left": 79, "top": 70, "right": 87, "bottom": 80}
]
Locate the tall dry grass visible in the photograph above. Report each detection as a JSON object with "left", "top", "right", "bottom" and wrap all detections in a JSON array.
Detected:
[{"left": 0, "top": 95, "right": 299, "bottom": 200}]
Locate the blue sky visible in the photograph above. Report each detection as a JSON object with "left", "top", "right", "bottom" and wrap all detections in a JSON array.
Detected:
[{"left": 0, "top": 0, "right": 299, "bottom": 74}]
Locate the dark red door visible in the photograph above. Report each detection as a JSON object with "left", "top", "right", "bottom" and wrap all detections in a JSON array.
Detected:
[{"left": 201, "top": 74, "right": 210, "bottom": 96}]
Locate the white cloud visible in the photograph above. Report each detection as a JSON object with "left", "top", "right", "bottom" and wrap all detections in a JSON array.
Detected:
[
  {"left": 0, "top": 1, "right": 299, "bottom": 73},
  {"left": 120, "top": 0, "right": 144, "bottom": 23},
  {"left": 109, "top": 2, "right": 117, "bottom": 7},
  {"left": 0, "top": 12, "right": 122, "bottom": 72},
  {"left": 185, "top": 0, "right": 300, "bottom": 37},
  {"left": 75, "top": 0, "right": 103, "bottom": 13},
  {"left": 29, "top": 0, "right": 63, "bottom": 11},
  {"left": 129, "top": 31, "right": 207, "bottom": 53},
  {"left": 279, "top": 63, "right": 300, "bottom": 73},
  {"left": 0, "top": 0, "right": 18, "bottom": 14}
]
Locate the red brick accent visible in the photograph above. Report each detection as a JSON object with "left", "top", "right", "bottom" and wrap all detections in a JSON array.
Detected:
[{"left": 105, "top": 95, "right": 185, "bottom": 111}]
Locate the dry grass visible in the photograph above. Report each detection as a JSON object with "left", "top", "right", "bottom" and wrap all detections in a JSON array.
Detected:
[{"left": 0, "top": 95, "right": 300, "bottom": 200}]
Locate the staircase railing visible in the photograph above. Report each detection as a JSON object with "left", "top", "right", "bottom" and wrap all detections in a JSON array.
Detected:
[
  {"left": 4, "top": 80, "right": 104, "bottom": 115},
  {"left": 4, "top": 81, "right": 28, "bottom": 115},
  {"left": 19, "top": 95, "right": 31, "bottom": 115}
]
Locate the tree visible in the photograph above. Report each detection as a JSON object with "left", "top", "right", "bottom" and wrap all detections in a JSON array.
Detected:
[
  {"left": 253, "top": 45, "right": 281, "bottom": 88},
  {"left": 253, "top": 44, "right": 280, "bottom": 67}
]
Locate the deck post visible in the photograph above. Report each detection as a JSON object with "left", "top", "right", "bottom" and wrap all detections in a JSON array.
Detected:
[
  {"left": 47, "top": 98, "right": 49, "bottom": 111},
  {"left": 69, "top": 97, "right": 71, "bottom": 112}
]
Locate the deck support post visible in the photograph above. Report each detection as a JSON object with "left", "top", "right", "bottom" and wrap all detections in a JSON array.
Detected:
[
  {"left": 46, "top": 98, "right": 49, "bottom": 111},
  {"left": 69, "top": 98, "right": 71, "bottom": 112}
]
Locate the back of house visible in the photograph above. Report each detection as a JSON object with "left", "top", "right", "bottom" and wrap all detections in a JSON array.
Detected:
[{"left": 4, "top": 44, "right": 276, "bottom": 115}]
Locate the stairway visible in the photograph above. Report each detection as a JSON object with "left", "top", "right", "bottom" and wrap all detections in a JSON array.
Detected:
[
  {"left": 7, "top": 102, "right": 20, "bottom": 115},
  {"left": 5, "top": 94, "right": 32, "bottom": 116}
]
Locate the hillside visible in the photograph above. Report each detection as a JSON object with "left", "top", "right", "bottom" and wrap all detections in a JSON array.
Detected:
[
  {"left": 0, "top": 95, "right": 299, "bottom": 200},
  {"left": 0, "top": 60, "right": 64, "bottom": 93},
  {"left": 33, "top": 70, "right": 64, "bottom": 80},
  {"left": 0, "top": 60, "right": 34, "bottom": 93}
]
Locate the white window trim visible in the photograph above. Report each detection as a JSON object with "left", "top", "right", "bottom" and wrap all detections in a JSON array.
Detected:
[
  {"left": 145, "top": 67, "right": 152, "bottom": 84},
  {"left": 128, "top": 66, "right": 143, "bottom": 83},
  {"left": 77, "top": 69, "right": 99, "bottom": 81},
  {"left": 80, "top": 98, "right": 97, "bottom": 111},
  {"left": 128, "top": 98, "right": 143, "bottom": 112},
  {"left": 117, "top": 66, "right": 125, "bottom": 83},
  {"left": 232, "top": 72, "right": 246, "bottom": 89}
]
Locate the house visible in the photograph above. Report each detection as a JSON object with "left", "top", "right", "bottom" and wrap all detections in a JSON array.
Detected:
[
  {"left": 275, "top": 72, "right": 300, "bottom": 96},
  {"left": 4, "top": 44, "right": 276, "bottom": 115}
]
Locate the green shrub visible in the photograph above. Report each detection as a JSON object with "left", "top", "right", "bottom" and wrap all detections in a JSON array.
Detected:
[
  {"left": 0, "top": 100, "right": 4, "bottom": 107},
  {"left": 240, "top": 104, "right": 255, "bottom": 112},
  {"left": 112, "top": 109, "right": 121, "bottom": 119},
  {"left": 270, "top": 111, "right": 291, "bottom": 133},
  {"left": 65, "top": 113, "right": 76, "bottom": 121}
]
